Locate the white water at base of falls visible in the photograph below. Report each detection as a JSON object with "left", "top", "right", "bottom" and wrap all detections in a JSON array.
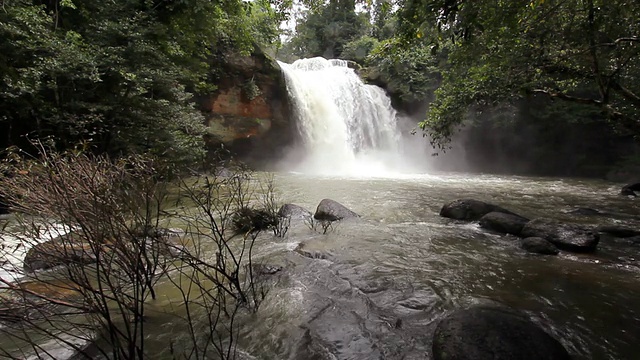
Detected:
[{"left": 278, "top": 57, "right": 416, "bottom": 177}]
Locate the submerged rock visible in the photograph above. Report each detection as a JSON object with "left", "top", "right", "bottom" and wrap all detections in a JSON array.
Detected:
[
  {"left": 521, "top": 237, "right": 559, "bottom": 255},
  {"left": 24, "top": 232, "right": 97, "bottom": 272},
  {"left": 520, "top": 219, "right": 599, "bottom": 253},
  {"left": 314, "top": 199, "right": 359, "bottom": 221},
  {"left": 568, "top": 207, "right": 603, "bottom": 216},
  {"left": 479, "top": 212, "right": 530, "bottom": 236},
  {"left": 24, "top": 227, "right": 188, "bottom": 271},
  {"left": 278, "top": 203, "right": 312, "bottom": 220},
  {"left": 597, "top": 225, "right": 640, "bottom": 238},
  {"left": 294, "top": 243, "right": 332, "bottom": 260},
  {"left": 440, "top": 199, "right": 520, "bottom": 221},
  {"left": 433, "top": 304, "right": 571, "bottom": 360},
  {"left": 132, "top": 226, "right": 187, "bottom": 258}
]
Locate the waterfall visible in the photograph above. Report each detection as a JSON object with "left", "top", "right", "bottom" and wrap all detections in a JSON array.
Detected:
[{"left": 278, "top": 57, "right": 405, "bottom": 176}]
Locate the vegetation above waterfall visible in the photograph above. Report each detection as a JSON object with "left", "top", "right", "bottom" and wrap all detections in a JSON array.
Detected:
[{"left": 397, "top": 0, "right": 640, "bottom": 148}]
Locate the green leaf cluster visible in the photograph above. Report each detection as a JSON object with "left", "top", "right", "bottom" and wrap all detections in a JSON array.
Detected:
[
  {"left": 279, "top": 0, "right": 371, "bottom": 60},
  {"left": 395, "top": 0, "right": 640, "bottom": 147},
  {"left": 366, "top": 37, "right": 442, "bottom": 105}
]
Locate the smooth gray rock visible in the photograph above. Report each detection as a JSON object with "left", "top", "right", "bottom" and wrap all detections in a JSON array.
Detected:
[
  {"left": 521, "top": 237, "right": 559, "bottom": 255},
  {"left": 314, "top": 199, "right": 359, "bottom": 221},
  {"left": 440, "top": 199, "right": 520, "bottom": 221},
  {"left": 479, "top": 212, "right": 530, "bottom": 236},
  {"left": 433, "top": 304, "right": 571, "bottom": 360},
  {"left": 520, "top": 219, "right": 599, "bottom": 253},
  {"left": 278, "top": 203, "right": 312, "bottom": 220}
]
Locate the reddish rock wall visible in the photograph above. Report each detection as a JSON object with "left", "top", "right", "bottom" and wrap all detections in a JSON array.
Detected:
[{"left": 201, "top": 48, "right": 294, "bottom": 165}]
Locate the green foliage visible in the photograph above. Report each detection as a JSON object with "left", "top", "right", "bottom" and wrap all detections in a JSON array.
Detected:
[
  {"left": 395, "top": 0, "right": 640, "bottom": 147},
  {"left": 371, "top": 0, "right": 396, "bottom": 40},
  {"left": 341, "top": 36, "right": 380, "bottom": 64},
  {"left": 0, "top": 0, "right": 279, "bottom": 169},
  {"left": 243, "top": 77, "right": 262, "bottom": 101},
  {"left": 366, "top": 38, "right": 442, "bottom": 105},
  {"left": 280, "top": 0, "right": 371, "bottom": 59},
  {"left": 247, "top": 0, "right": 292, "bottom": 51}
]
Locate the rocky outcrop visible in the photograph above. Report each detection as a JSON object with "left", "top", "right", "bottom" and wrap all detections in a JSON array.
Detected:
[
  {"left": 433, "top": 304, "right": 571, "bottom": 360},
  {"left": 521, "top": 237, "right": 559, "bottom": 255},
  {"left": 440, "top": 199, "right": 521, "bottom": 221},
  {"left": 520, "top": 219, "right": 599, "bottom": 253},
  {"left": 314, "top": 199, "right": 359, "bottom": 221},
  {"left": 201, "top": 46, "right": 294, "bottom": 165},
  {"left": 479, "top": 212, "right": 530, "bottom": 236},
  {"left": 278, "top": 203, "right": 312, "bottom": 220}
]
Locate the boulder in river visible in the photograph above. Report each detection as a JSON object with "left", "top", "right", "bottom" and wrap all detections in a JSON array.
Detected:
[
  {"left": 433, "top": 304, "right": 571, "bottom": 360},
  {"left": 479, "top": 212, "right": 530, "bottom": 236},
  {"left": 440, "top": 199, "right": 521, "bottom": 221},
  {"left": 278, "top": 203, "right": 312, "bottom": 220},
  {"left": 520, "top": 219, "right": 599, "bottom": 253},
  {"left": 314, "top": 199, "right": 359, "bottom": 221},
  {"left": 521, "top": 237, "right": 559, "bottom": 255},
  {"left": 620, "top": 183, "right": 640, "bottom": 197}
]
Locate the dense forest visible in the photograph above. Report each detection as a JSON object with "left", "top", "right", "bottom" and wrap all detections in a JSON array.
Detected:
[
  {"left": 0, "top": 0, "right": 287, "bottom": 170},
  {"left": 1, "top": 0, "right": 639, "bottom": 177}
]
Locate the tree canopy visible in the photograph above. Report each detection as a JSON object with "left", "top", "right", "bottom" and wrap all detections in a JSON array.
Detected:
[
  {"left": 395, "top": 0, "right": 640, "bottom": 148},
  {"left": 3, "top": 0, "right": 640, "bottom": 169},
  {"left": 0, "top": 0, "right": 284, "bottom": 168}
]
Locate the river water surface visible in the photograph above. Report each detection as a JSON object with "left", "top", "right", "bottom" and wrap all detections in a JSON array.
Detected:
[
  {"left": 1, "top": 171, "right": 639, "bottom": 359},
  {"left": 231, "top": 171, "right": 640, "bottom": 360}
]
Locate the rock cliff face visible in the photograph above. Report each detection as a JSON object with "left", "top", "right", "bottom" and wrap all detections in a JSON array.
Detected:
[{"left": 201, "top": 47, "right": 294, "bottom": 166}]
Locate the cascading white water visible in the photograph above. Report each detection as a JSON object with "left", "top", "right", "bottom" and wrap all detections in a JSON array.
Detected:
[{"left": 278, "top": 57, "right": 406, "bottom": 176}]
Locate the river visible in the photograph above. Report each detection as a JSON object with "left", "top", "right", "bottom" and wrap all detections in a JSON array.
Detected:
[
  {"left": 1, "top": 171, "right": 638, "bottom": 359},
  {"left": 225, "top": 171, "right": 639, "bottom": 360}
]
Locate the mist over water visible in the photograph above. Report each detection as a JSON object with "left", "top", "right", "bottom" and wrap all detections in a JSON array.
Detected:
[{"left": 278, "top": 57, "right": 426, "bottom": 177}]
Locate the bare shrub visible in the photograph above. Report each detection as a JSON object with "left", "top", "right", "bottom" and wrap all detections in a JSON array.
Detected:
[
  {"left": 258, "top": 174, "right": 289, "bottom": 238},
  {"left": 304, "top": 217, "right": 336, "bottom": 235},
  {"left": 0, "top": 143, "right": 282, "bottom": 359}
]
